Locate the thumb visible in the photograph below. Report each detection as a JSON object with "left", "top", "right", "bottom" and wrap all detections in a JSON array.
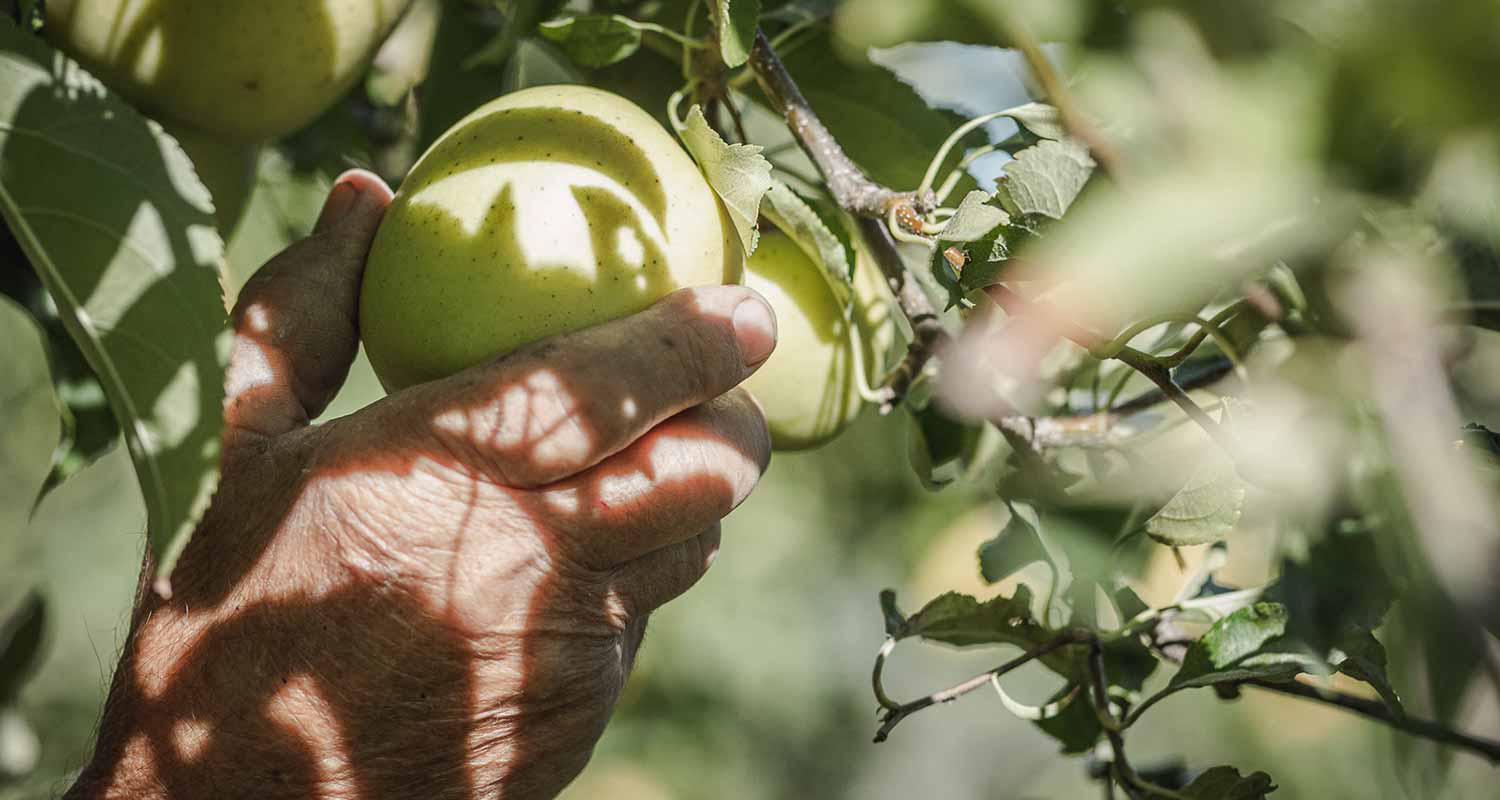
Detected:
[{"left": 225, "top": 169, "right": 392, "bottom": 443}]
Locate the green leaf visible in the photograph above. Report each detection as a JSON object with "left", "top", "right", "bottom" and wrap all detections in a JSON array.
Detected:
[
  {"left": 761, "top": 180, "right": 853, "bottom": 295},
  {"left": 1179, "top": 766, "right": 1277, "bottom": 799},
  {"left": 0, "top": 295, "right": 59, "bottom": 529},
  {"left": 997, "top": 138, "right": 1096, "bottom": 219},
  {"left": 0, "top": 591, "right": 45, "bottom": 703},
  {"left": 893, "top": 589, "right": 1051, "bottom": 651},
  {"left": 1168, "top": 603, "right": 1318, "bottom": 691},
  {"left": 942, "top": 190, "right": 1011, "bottom": 242},
  {"left": 907, "top": 402, "right": 982, "bottom": 490},
  {"left": 1102, "top": 633, "right": 1160, "bottom": 693},
  {"left": 795, "top": 187, "right": 858, "bottom": 280},
  {"left": 674, "top": 104, "right": 773, "bottom": 256},
  {"left": 979, "top": 507, "right": 1049, "bottom": 583},
  {"left": 717, "top": 0, "right": 761, "bottom": 69},
  {"left": 1271, "top": 524, "right": 1396, "bottom": 654},
  {"left": 1033, "top": 684, "right": 1099, "bottom": 754},
  {"left": 1330, "top": 629, "right": 1404, "bottom": 716},
  {"left": 503, "top": 37, "right": 586, "bottom": 93},
  {"left": 1, "top": 238, "right": 121, "bottom": 490},
  {"left": 1003, "top": 102, "right": 1068, "bottom": 141},
  {"left": 1145, "top": 460, "right": 1247, "bottom": 546},
  {"left": 538, "top": 15, "right": 643, "bottom": 68},
  {"left": 0, "top": 19, "right": 230, "bottom": 590},
  {"left": 1114, "top": 586, "right": 1151, "bottom": 622},
  {"left": 878, "top": 589, "right": 906, "bottom": 637},
  {"left": 460, "top": 0, "right": 568, "bottom": 69}
]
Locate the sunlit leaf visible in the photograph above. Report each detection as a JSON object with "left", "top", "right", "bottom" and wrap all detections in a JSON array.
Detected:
[
  {"left": 0, "top": 20, "right": 230, "bottom": 590},
  {"left": 997, "top": 138, "right": 1095, "bottom": 220},
  {"left": 762, "top": 180, "right": 853, "bottom": 292},
  {"left": 1167, "top": 603, "right": 1319, "bottom": 692},
  {"left": 675, "top": 105, "right": 773, "bottom": 255},
  {"left": 717, "top": 0, "right": 761, "bottom": 68},
  {"left": 943, "top": 190, "right": 1010, "bottom": 242},
  {"left": 1004, "top": 102, "right": 1068, "bottom": 141}
]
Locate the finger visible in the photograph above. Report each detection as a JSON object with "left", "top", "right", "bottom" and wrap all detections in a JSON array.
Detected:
[
  {"left": 225, "top": 170, "right": 393, "bottom": 442},
  {"left": 417, "top": 284, "right": 776, "bottom": 487},
  {"left": 611, "top": 525, "right": 722, "bottom": 618},
  {"left": 534, "top": 388, "right": 770, "bottom": 567}
]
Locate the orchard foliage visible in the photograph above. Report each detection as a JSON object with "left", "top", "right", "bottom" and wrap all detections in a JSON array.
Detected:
[{"left": 3, "top": 0, "right": 1500, "bottom": 797}]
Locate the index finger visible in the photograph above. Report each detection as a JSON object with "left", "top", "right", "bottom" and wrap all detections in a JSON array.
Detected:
[{"left": 410, "top": 284, "right": 777, "bottom": 487}]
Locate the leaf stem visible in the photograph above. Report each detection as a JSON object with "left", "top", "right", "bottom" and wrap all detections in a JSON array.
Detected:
[
  {"left": 917, "top": 109, "right": 1020, "bottom": 198},
  {"left": 985, "top": 284, "right": 1237, "bottom": 455},
  {"left": 628, "top": 19, "right": 707, "bottom": 49},
  {"left": 857, "top": 216, "right": 949, "bottom": 412},
  {"left": 873, "top": 631, "right": 1088, "bottom": 743},
  {"left": 1088, "top": 642, "right": 1189, "bottom": 799}
]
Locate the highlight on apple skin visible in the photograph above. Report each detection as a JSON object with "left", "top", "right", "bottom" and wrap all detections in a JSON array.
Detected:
[{"left": 357, "top": 85, "right": 741, "bottom": 392}]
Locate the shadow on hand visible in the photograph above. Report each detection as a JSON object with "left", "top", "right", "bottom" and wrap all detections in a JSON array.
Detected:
[{"left": 85, "top": 293, "right": 764, "bottom": 799}]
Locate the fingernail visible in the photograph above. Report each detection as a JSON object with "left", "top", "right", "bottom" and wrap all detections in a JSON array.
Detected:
[
  {"left": 732, "top": 295, "right": 776, "bottom": 367},
  {"left": 314, "top": 180, "right": 361, "bottom": 233}
]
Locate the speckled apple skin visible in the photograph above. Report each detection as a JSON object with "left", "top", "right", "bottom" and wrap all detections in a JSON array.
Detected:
[
  {"left": 358, "top": 85, "right": 742, "bottom": 392},
  {"left": 45, "top": 0, "right": 411, "bottom": 142},
  {"left": 740, "top": 231, "right": 895, "bottom": 451}
]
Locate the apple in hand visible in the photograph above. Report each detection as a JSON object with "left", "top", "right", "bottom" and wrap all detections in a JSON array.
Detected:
[
  {"left": 44, "top": 0, "right": 412, "bottom": 142},
  {"left": 358, "top": 85, "right": 741, "bottom": 391},
  {"left": 741, "top": 230, "right": 895, "bottom": 451}
]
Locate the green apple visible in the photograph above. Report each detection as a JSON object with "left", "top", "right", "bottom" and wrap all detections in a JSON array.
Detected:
[
  {"left": 741, "top": 230, "right": 896, "bottom": 451},
  {"left": 358, "top": 85, "right": 741, "bottom": 391},
  {"left": 44, "top": 0, "right": 412, "bottom": 142}
]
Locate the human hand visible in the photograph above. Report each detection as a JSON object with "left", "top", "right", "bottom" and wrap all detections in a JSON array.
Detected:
[{"left": 67, "top": 169, "right": 775, "bottom": 800}]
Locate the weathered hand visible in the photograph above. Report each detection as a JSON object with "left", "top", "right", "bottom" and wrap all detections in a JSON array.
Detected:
[{"left": 68, "top": 170, "right": 775, "bottom": 800}]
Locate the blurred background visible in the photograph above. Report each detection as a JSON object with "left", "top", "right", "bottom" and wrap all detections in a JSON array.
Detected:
[
  {"left": 7, "top": 337, "right": 1500, "bottom": 800},
  {"left": 6, "top": 0, "right": 1500, "bottom": 798}
]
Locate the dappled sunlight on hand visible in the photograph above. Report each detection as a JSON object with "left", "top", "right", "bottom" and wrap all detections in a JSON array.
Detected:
[{"left": 70, "top": 171, "right": 776, "bottom": 800}]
